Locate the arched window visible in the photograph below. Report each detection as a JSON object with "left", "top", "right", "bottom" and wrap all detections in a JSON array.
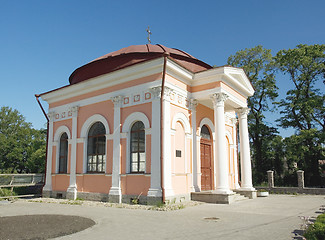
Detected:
[
  {"left": 201, "top": 125, "right": 211, "bottom": 140},
  {"left": 59, "top": 133, "right": 68, "bottom": 173},
  {"left": 87, "top": 122, "right": 106, "bottom": 173},
  {"left": 130, "top": 121, "right": 145, "bottom": 173}
]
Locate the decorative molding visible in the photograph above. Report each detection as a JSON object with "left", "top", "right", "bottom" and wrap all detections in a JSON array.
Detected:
[
  {"left": 210, "top": 93, "right": 229, "bottom": 107},
  {"left": 237, "top": 107, "right": 250, "bottom": 119},
  {"left": 189, "top": 99, "right": 198, "bottom": 111},
  {"left": 111, "top": 95, "right": 123, "bottom": 107},
  {"left": 171, "top": 112, "right": 191, "bottom": 134}
]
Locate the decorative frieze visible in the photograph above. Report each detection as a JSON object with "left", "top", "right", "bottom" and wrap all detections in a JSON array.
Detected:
[{"left": 47, "top": 105, "right": 79, "bottom": 122}]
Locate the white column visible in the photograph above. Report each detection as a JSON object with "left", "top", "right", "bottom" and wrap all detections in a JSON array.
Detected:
[
  {"left": 147, "top": 87, "right": 162, "bottom": 198},
  {"left": 238, "top": 107, "right": 254, "bottom": 190},
  {"left": 211, "top": 93, "right": 232, "bottom": 194},
  {"left": 190, "top": 99, "right": 199, "bottom": 192},
  {"left": 162, "top": 87, "right": 174, "bottom": 198},
  {"left": 43, "top": 112, "right": 55, "bottom": 192},
  {"left": 109, "top": 96, "right": 123, "bottom": 203},
  {"left": 67, "top": 106, "right": 79, "bottom": 200},
  {"left": 231, "top": 117, "right": 240, "bottom": 189}
]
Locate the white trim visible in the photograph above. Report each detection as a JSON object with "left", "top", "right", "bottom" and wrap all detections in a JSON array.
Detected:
[
  {"left": 122, "top": 112, "right": 150, "bottom": 132},
  {"left": 80, "top": 114, "right": 110, "bottom": 138},
  {"left": 122, "top": 112, "right": 150, "bottom": 174},
  {"left": 53, "top": 126, "right": 71, "bottom": 174},
  {"left": 80, "top": 114, "right": 110, "bottom": 173},
  {"left": 225, "top": 130, "right": 234, "bottom": 145},
  {"left": 41, "top": 58, "right": 165, "bottom": 104},
  {"left": 198, "top": 117, "right": 215, "bottom": 138},
  {"left": 171, "top": 112, "right": 191, "bottom": 134},
  {"left": 53, "top": 126, "right": 71, "bottom": 141}
]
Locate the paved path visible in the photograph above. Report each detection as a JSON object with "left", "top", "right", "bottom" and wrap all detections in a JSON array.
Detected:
[{"left": 0, "top": 195, "right": 324, "bottom": 240}]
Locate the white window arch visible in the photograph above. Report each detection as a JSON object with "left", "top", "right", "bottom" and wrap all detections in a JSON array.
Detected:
[
  {"left": 122, "top": 112, "right": 150, "bottom": 173},
  {"left": 171, "top": 112, "right": 191, "bottom": 134},
  {"left": 198, "top": 118, "right": 215, "bottom": 141},
  {"left": 80, "top": 114, "right": 110, "bottom": 173},
  {"left": 53, "top": 126, "right": 71, "bottom": 174}
]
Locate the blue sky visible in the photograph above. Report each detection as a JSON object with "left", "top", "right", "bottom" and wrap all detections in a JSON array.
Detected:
[{"left": 0, "top": 0, "right": 324, "bottom": 136}]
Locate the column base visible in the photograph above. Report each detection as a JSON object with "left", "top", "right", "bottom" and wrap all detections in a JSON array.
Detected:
[
  {"left": 42, "top": 190, "right": 51, "bottom": 198},
  {"left": 109, "top": 187, "right": 122, "bottom": 203},
  {"left": 43, "top": 184, "right": 52, "bottom": 192},
  {"left": 147, "top": 188, "right": 162, "bottom": 197},
  {"left": 190, "top": 185, "right": 201, "bottom": 192},
  {"left": 66, "top": 185, "right": 77, "bottom": 200},
  {"left": 163, "top": 188, "right": 174, "bottom": 198},
  {"left": 214, "top": 188, "right": 234, "bottom": 195}
]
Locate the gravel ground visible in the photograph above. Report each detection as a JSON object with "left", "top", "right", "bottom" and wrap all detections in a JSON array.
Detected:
[
  {"left": 26, "top": 197, "right": 202, "bottom": 211},
  {"left": 0, "top": 214, "right": 95, "bottom": 240}
]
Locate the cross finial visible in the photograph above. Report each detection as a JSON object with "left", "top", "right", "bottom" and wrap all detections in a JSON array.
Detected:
[{"left": 146, "top": 26, "right": 151, "bottom": 44}]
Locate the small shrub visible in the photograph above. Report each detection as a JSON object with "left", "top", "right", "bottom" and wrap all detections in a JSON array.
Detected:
[
  {"left": 304, "top": 213, "right": 325, "bottom": 239},
  {"left": 0, "top": 188, "right": 15, "bottom": 197}
]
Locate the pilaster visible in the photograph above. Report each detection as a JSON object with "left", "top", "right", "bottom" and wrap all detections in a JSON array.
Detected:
[
  {"left": 190, "top": 99, "right": 199, "bottom": 192},
  {"left": 43, "top": 111, "right": 55, "bottom": 194},
  {"left": 109, "top": 96, "right": 123, "bottom": 203},
  {"left": 161, "top": 87, "right": 174, "bottom": 198},
  {"left": 67, "top": 106, "right": 79, "bottom": 200},
  {"left": 147, "top": 87, "right": 162, "bottom": 199}
]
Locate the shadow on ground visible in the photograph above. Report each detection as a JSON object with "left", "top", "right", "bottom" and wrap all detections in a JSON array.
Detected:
[{"left": 0, "top": 214, "right": 95, "bottom": 240}]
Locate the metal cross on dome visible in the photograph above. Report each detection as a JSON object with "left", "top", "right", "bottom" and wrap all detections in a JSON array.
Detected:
[{"left": 146, "top": 26, "right": 151, "bottom": 44}]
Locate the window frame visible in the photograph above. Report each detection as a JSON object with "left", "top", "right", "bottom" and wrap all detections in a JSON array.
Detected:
[
  {"left": 58, "top": 132, "right": 68, "bottom": 174},
  {"left": 87, "top": 122, "right": 106, "bottom": 173},
  {"left": 130, "top": 121, "right": 146, "bottom": 174}
]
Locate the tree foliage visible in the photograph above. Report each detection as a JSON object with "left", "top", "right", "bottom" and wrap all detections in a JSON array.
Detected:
[
  {"left": 275, "top": 44, "right": 325, "bottom": 186},
  {"left": 0, "top": 106, "right": 46, "bottom": 173},
  {"left": 275, "top": 44, "right": 325, "bottom": 131},
  {"left": 228, "top": 45, "right": 280, "bottom": 184}
]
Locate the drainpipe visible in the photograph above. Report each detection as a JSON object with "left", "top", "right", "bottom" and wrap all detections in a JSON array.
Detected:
[
  {"left": 160, "top": 53, "right": 169, "bottom": 203},
  {"left": 35, "top": 94, "right": 49, "bottom": 195}
]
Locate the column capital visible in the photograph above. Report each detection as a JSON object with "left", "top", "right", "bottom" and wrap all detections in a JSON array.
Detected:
[
  {"left": 150, "top": 86, "right": 173, "bottom": 100},
  {"left": 150, "top": 86, "right": 162, "bottom": 99},
  {"left": 111, "top": 95, "right": 123, "bottom": 107},
  {"left": 189, "top": 98, "right": 198, "bottom": 111},
  {"left": 210, "top": 93, "right": 228, "bottom": 107},
  {"left": 48, "top": 111, "right": 56, "bottom": 122},
  {"left": 69, "top": 106, "right": 79, "bottom": 117},
  {"left": 237, "top": 107, "right": 250, "bottom": 119},
  {"left": 231, "top": 117, "right": 238, "bottom": 126}
]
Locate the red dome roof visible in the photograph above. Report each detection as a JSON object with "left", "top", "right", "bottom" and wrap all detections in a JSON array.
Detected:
[{"left": 69, "top": 44, "right": 212, "bottom": 85}]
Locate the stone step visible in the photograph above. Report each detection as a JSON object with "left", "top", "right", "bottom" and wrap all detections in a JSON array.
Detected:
[{"left": 191, "top": 191, "right": 250, "bottom": 204}]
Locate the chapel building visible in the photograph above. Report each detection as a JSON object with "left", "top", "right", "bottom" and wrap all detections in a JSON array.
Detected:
[{"left": 39, "top": 44, "right": 256, "bottom": 204}]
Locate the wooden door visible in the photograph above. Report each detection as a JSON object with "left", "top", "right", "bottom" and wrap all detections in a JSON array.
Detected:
[{"left": 201, "top": 141, "right": 212, "bottom": 191}]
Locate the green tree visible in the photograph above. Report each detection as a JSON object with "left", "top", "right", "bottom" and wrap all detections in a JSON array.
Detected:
[
  {"left": 0, "top": 106, "right": 46, "bottom": 173},
  {"left": 275, "top": 44, "right": 325, "bottom": 186},
  {"left": 228, "top": 46, "right": 280, "bottom": 184}
]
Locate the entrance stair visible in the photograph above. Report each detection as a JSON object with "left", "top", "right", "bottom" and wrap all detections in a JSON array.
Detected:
[{"left": 191, "top": 191, "right": 249, "bottom": 204}]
